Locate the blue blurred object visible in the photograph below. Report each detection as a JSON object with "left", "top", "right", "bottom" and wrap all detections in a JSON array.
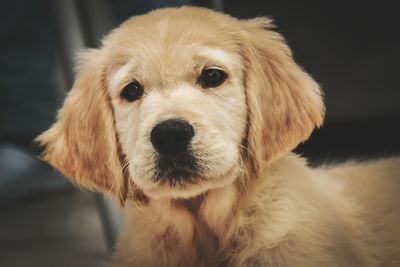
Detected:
[{"left": 0, "top": 144, "right": 72, "bottom": 204}]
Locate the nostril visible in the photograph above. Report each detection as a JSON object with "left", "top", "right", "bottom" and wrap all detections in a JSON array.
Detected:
[{"left": 150, "top": 119, "right": 195, "bottom": 155}]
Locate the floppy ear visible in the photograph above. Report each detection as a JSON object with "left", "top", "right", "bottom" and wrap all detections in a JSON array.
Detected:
[
  {"left": 241, "top": 18, "right": 325, "bottom": 176},
  {"left": 36, "top": 49, "right": 130, "bottom": 204}
]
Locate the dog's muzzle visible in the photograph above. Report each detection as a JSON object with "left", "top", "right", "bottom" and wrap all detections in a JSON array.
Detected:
[{"left": 150, "top": 119, "right": 200, "bottom": 184}]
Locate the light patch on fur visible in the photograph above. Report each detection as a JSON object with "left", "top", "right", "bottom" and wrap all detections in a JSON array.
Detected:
[
  {"left": 198, "top": 47, "right": 236, "bottom": 71},
  {"left": 311, "top": 170, "right": 345, "bottom": 198},
  {"left": 108, "top": 62, "right": 135, "bottom": 92}
]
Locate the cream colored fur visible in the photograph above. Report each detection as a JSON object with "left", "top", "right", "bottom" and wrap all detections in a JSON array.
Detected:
[{"left": 36, "top": 7, "right": 400, "bottom": 267}]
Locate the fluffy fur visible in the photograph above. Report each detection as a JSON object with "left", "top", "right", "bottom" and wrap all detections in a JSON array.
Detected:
[{"left": 36, "top": 7, "right": 400, "bottom": 267}]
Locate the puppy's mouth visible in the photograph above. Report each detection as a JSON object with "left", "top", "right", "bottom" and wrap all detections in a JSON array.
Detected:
[
  {"left": 153, "top": 151, "right": 204, "bottom": 187},
  {"left": 143, "top": 158, "right": 238, "bottom": 199}
]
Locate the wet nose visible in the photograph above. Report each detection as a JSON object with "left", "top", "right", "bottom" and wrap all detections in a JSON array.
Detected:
[{"left": 150, "top": 119, "right": 195, "bottom": 156}]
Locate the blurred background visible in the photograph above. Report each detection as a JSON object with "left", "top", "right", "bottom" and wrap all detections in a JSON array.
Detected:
[{"left": 0, "top": 0, "right": 399, "bottom": 266}]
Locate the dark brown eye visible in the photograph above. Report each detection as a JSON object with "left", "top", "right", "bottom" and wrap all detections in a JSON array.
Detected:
[
  {"left": 198, "top": 68, "right": 227, "bottom": 88},
  {"left": 120, "top": 81, "right": 144, "bottom": 102}
]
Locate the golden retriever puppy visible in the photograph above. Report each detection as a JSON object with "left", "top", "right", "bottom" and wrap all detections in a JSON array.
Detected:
[{"left": 36, "top": 7, "right": 400, "bottom": 267}]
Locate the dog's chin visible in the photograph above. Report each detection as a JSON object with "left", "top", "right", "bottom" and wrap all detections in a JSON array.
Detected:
[
  {"left": 142, "top": 167, "right": 239, "bottom": 199},
  {"left": 144, "top": 182, "right": 210, "bottom": 199}
]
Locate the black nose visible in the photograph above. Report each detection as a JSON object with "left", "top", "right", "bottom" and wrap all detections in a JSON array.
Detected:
[{"left": 150, "top": 119, "right": 195, "bottom": 156}]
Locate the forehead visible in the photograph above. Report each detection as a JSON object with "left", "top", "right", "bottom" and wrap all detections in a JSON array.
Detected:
[{"left": 103, "top": 8, "right": 244, "bottom": 79}]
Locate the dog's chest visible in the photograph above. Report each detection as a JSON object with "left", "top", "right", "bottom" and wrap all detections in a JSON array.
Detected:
[{"left": 144, "top": 197, "right": 234, "bottom": 266}]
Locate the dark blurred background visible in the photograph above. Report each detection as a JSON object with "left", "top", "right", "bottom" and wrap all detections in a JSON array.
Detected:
[
  {"left": 225, "top": 1, "right": 400, "bottom": 163},
  {"left": 0, "top": 0, "right": 399, "bottom": 266}
]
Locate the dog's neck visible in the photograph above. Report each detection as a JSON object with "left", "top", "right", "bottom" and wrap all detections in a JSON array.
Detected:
[
  {"left": 125, "top": 182, "right": 240, "bottom": 254},
  {"left": 172, "top": 193, "right": 208, "bottom": 215},
  {"left": 174, "top": 183, "right": 239, "bottom": 242},
  {"left": 120, "top": 155, "right": 307, "bottom": 266}
]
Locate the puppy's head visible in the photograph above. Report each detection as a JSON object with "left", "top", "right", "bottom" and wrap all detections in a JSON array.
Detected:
[{"left": 36, "top": 7, "right": 324, "bottom": 202}]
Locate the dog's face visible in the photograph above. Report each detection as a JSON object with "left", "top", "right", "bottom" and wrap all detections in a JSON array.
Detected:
[
  {"left": 109, "top": 46, "right": 246, "bottom": 199},
  {"left": 106, "top": 11, "right": 247, "bottom": 199},
  {"left": 37, "top": 7, "right": 324, "bottom": 203}
]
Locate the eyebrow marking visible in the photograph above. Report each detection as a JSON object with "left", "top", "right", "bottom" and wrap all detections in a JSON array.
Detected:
[
  {"left": 108, "top": 62, "right": 135, "bottom": 92},
  {"left": 198, "top": 47, "right": 235, "bottom": 71}
]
